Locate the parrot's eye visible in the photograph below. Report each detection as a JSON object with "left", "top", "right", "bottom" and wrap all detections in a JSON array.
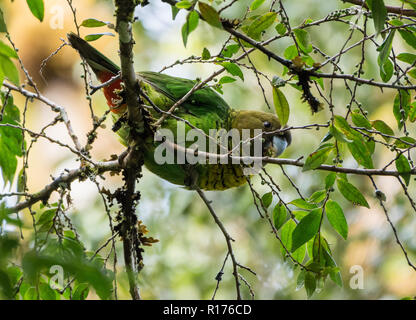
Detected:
[{"left": 263, "top": 121, "right": 272, "bottom": 129}]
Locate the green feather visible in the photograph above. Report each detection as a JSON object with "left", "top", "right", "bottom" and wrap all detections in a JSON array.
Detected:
[{"left": 68, "top": 33, "right": 289, "bottom": 190}]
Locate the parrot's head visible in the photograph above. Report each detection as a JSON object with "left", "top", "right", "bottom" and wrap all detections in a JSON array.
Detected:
[{"left": 231, "top": 110, "right": 291, "bottom": 157}]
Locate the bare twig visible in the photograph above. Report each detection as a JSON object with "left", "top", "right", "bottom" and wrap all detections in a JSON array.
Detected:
[
  {"left": 196, "top": 188, "right": 243, "bottom": 300},
  {"left": 341, "top": 0, "right": 416, "bottom": 17},
  {"left": 6, "top": 160, "right": 120, "bottom": 213}
]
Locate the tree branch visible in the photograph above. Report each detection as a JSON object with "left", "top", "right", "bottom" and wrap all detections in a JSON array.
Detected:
[
  {"left": 223, "top": 26, "right": 416, "bottom": 91},
  {"left": 114, "top": 0, "right": 144, "bottom": 300},
  {"left": 6, "top": 160, "right": 120, "bottom": 213},
  {"left": 162, "top": 139, "right": 414, "bottom": 177},
  {"left": 5, "top": 147, "right": 412, "bottom": 216},
  {"left": 3, "top": 82, "right": 84, "bottom": 153},
  {"left": 341, "top": 0, "right": 416, "bottom": 18}
]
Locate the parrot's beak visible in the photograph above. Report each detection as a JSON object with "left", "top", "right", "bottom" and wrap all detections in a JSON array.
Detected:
[
  {"left": 272, "top": 135, "right": 288, "bottom": 157},
  {"left": 263, "top": 130, "right": 291, "bottom": 157}
]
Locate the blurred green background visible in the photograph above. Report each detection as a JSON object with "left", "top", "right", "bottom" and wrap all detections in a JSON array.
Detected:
[{"left": 1, "top": 0, "right": 416, "bottom": 299}]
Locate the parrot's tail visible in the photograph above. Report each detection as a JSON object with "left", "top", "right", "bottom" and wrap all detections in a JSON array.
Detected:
[{"left": 67, "top": 32, "right": 120, "bottom": 76}]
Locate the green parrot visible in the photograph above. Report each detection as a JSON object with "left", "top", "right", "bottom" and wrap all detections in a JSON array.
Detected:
[{"left": 67, "top": 33, "right": 291, "bottom": 190}]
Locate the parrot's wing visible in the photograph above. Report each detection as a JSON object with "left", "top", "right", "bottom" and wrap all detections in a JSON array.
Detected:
[{"left": 137, "top": 71, "right": 230, "bottom": 120}]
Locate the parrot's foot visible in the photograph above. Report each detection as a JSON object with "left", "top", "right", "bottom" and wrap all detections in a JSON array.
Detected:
[
  {"left": 118, "top": 148, "right": 130, "bottom": 168},
  {"left": 112, "top": 112, "right": 128, "bottom": 132}
]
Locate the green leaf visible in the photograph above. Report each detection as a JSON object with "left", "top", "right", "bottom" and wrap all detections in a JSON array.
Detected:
[
  {"left": 325, "top": 200, "right": 348, "bottom": 240},
  {"left": 291, "top": 209, "right": 322, "bottom": 252},
  {"left": 261, "top": 192, "right": 273, "bottom": 208},
  {"left": 334, "top": 116, "right": 374, "bottom": 168},
  {"left": 84, "top": 32, "right": 114, "bottom": 42},
  {"left": 371, "top": 119, "right": 394, "bottom": 142},
  {"left": 312, "top": 234, "right": 332, "bottom": 265},
  {"left": 377, "top": 30, "right": 395, "bottom": 69},
  {"left": 198, "top": 2, "right": 223, "bottom": 29},
  {"left": 333, "top": 115, "right": 353, "bottom": 135},
  {"left": 337, "top": 179, "right": 370, "bottom": 208},
  {"left": 182, "top": 11, "right": 199, "bottom": 47},
  {"left": 250, "top": 0, "right": 266, "bottom": 10},
  {"left": 398, "top": 29, "right": 416, "bottom": 49},
  {"left": 39, "top": 283, "right": 57, "bottom": 300},
  {"left": 202, "top": 47, "right": 211, "bottom": 60},
  {"left": 389, "top": 19, "right": 404, "bottom": 27},
  {"left": 395, "top": 154, "right": 411, "bottom": 185},
  {"left": 221, "top": 44, "right": 240, "bottom": 58},
  {"left": 219, "top": 62, "right": 244, "bottom": 81},
  {"left": 397, "top": 52, "right": 416, "bottom": 64},
  {"left": 272, "top": 86, "right": 289, "bottom": 126},
  {"left": 280, "top": 220, "right": 306, "bottom": 263},
  {"left": 22, "top": 245, "right": 113, "bottom": 300},
  {"left": 272, "top": 203, "right": 287, "bottom": 230},
  {"left": 0, "top": 41, "right": 18, "bottom": 59},
  {"left": 329, "top": 125, "right": 352, "bottom": 143},
  {"left": 280, "top": 220, "right": 296, "bottom": 258},
  {"left": 325, "top": 172, "right": 337, "bottom": 189},
  {"left": 304, "top": 272, "right": 316, "bottom": 298},
  {"left": 171, "top": 5, "right": 180, "bottom": 20},
  {"left": 290, "top": 199, "right": 318, "bottom": 210},
  {"left": 393, "top": 90, "right": 411, "bottom": 130},
  {"left": 0, "top": 93, "right": 22, "bottom": 185},
  {"left": 275, "top": 23, "right": 287, "bottom": 36},
  {"left": 80, "top": 19, "right": 109, "bottom": 28},
  {"left": 349, "top": 138, "right": 374, "bottom": 168},
  {"left": 291, "top": 211, "right": 307, "bottom": 221},
  {"left": 6, "top": 265, "right": 22, "bottom": 288},
  {"left": 292, "top": 243, "right": 306, "bottom": 264},
  {"left": 366, "top": 0, "right": 387, "bottom": 35},
  {"left": 0, "top": 63, "right": 4, "bottom": 87},
  {"left": 312, "top": 76, "right": 325, "bottom": 90},
  {"left": 284, "top": 45, "right": 298, "bottom": 60},
  {"left": 409, "top": 102, "right": 416, "bottom": 122},
  {"left": 26, "top": 0, "right": 45, "bottom": 22},
  {"left": 303, "top": 145, "right": 333, "bottom": 171},
  {"left": 337, "top": 172, "right": 348, "bottom": 182},
  {"left": 24, "top": 287, "right": 38, "bottom": 300},
  {"left": 72, "top": 283, "right": 89, "bottom": 300},
  {"left": 247, "top": 12, "right": 277, "bottom": 40},
  {"left": 218, "top": 76, "right": 236, "bottom": 84},
  {"left": 377, "top": 32, "right": 395, "bottom": 81},
  {"left": 394, "top": 136, "right": 416, "bottom": 149},
  {"left": 0, "top": 145, "right": 17, "bottom": 185},
  {"left": 400, "top": 0, "right": 416, "bottom": 10},
  {"left": 293, "top": 29, "right": 313, "bottom": 54},
  {"left": 0, "top": 9, "right": 7, "bottom": 33},
  {"left": 321, "top": 131, "right": 334, "bottom": 143},
  {"left": 296, "top": 269, "right": 306, "bottom": 290},
  {"left": 379, "top": 56, "right": 393, "bottom": 82},
  {"left": 323, "top": 250, "right": 343, "bottom": 287},
  {"left": 0, "top": 55, "right": 19, "bottom": 85},
  {"left": 176, "top": 0, "right": 192, "bottom": 9},
  {"left": 309, "top": 190, "right": 327, "bottom": 203},
  {"left": 36, "top": 209, "right": 56, "bottom": 226},
  {"left": 408, "top": 68, "right": 416, "bottom": 79},
  {"left": 320, "top": 131, "right": 333, "bottom": 144}
]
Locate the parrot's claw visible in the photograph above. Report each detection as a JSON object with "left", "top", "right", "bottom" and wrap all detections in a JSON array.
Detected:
[
  {"left": 112, "top": 112, "right": 128, "bottom": 132},
  {"left": 118, "top": 148, "right": 130, "bottom": 167}
]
